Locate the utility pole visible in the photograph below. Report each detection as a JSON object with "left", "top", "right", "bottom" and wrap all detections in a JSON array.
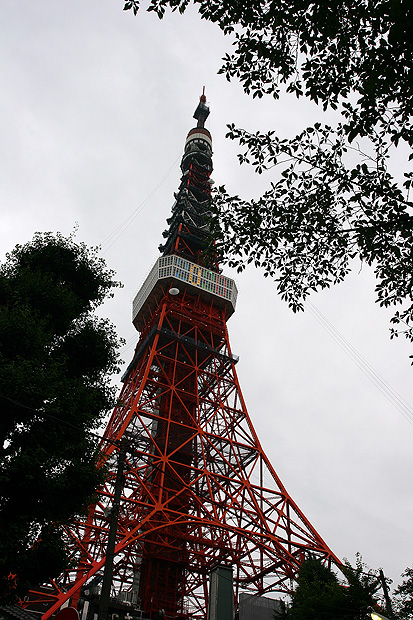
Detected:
[
  {"left": 98, "top": 437, "right": 127, "bottom": 620},
  {"left": 379, "top": 569, "right": 395, "bottom": 620}
]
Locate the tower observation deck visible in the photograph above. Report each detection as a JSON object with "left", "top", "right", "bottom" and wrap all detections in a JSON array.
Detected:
[{"left": 25, "top": 93, "right": 340, "bottom": 620}]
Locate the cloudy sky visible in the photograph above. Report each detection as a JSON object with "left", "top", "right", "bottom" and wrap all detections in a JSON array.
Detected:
[{"left": 1, "top": 0, "right": 412, "bottom": 594}]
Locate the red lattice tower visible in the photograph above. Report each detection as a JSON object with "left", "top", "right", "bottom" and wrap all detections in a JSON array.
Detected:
[{"left": 29, "top": 94, "right": 339, "bottom": 620}]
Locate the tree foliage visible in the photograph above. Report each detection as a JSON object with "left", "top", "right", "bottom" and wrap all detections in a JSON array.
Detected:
[
  {"left": 393, "top": 566, "right": 413, "bottom": 619},
  {"left": 275, "top": 555, "right": 381, "bottom": 620},
  {"left": 0, "top": 232, "right": 122, "bottom": 602},
  {"left": 124, "top": 0, "right": 413, "bottom": 355},
  {"left": 210, "top": 124, "right": 413, "bottom": 339}
]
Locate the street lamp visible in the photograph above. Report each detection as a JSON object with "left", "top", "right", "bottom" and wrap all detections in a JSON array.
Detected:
[{"left": 368, "top": 608, "right": 390, "bottom": 620}]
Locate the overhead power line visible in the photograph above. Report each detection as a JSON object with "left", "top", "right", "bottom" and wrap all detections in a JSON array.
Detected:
[
  {"left": 306, "top": 300, "right": 413, "bottom": 427},
  {"left": 100, "top": 155, "right": 180, "bottom": 253}
]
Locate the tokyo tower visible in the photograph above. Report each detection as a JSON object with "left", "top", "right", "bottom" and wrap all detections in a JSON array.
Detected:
[{"left": 30, "top": 93, "right": 339, "bottom": 620}]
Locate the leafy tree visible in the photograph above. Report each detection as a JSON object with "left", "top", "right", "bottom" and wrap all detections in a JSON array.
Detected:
[
  {"left": 341, "top": 554, "right": 384, "bottom": 619},
  {"left": 0, "top": 232, "right": 123, "bottom": 602},
  {"left": 273, "top": 555, "right": 381, "bottom": 620},
  {"left": 285, "top": 557, "right": 349, "bottom": 620},
  {"left": 393, "top": 566, "right": 413, "bottom": 619},
  {"left": 124, "top": 0, "right": 413, "bottom": 354}
]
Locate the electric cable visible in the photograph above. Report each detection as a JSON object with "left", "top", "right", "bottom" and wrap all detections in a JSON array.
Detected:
[
  {"left": 119, "top": 334, "right": 139, "bottom": 357},
  {"left": 306, "top": 300, "right": 413, "bottom": 427},
  {"left": 100, "top": 155, "right": 181, "bottom": 254}
]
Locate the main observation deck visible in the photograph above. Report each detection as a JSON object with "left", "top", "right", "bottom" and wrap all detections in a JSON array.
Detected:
[{"left": 132, "top": 254, "right": 238, "bottom": 331}]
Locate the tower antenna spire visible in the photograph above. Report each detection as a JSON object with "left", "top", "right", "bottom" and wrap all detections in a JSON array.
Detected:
[{"left": 193, "top": 86, "right": 209, "bottom": 127}]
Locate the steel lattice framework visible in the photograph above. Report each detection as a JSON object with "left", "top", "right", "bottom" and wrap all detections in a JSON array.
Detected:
[{"left": 26, "top": 93, "right": 339, "bottom": 620}]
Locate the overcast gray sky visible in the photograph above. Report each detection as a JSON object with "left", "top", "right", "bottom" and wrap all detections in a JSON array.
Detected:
[{"left": 1, "top": 0, "right": 412, "bottom": 593}]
